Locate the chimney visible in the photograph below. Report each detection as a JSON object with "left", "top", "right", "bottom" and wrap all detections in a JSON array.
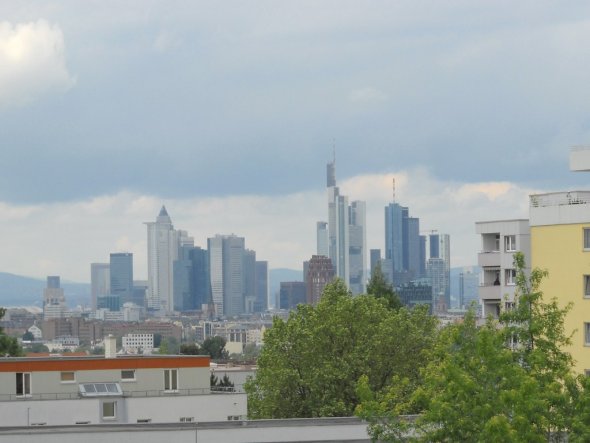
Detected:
[{"left": 104, "top": 335, "right": 117, "bottom": 358}]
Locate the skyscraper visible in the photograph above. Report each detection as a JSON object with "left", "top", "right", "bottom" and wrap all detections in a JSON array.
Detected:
[
  {"left": 316, "top": 221, "right": 329, "bottom": 257},
  {"left": 327, "top": 159, "right": 350, "bottom": 285},
  {"left": 90, "top": 263, "right": 110, "bottom": 311},
  {"left": 110, "top": 253, "right": 133, "bottom": 307},
  {"left": 306, "top": 255, "right": 335, "bottom": 305},
  {"left": 428, "top": 233, "right": 451, "bottom": 308},
  {"left": 323, "top": 157, "right": 367, "bottom": 292},
  {"left": 385, "top": 202, "right": 421, "bottom": 286},
  {"left": 43, "top": 276, "right": 67, "bottom": 319},
  {"left": 243, "top": 249, "right": 257, "bottom": 314},
  {"left": 348, "top": 200, "right": 366, "bottom": 294},
  {"left": 145, "top": 206, "right": 180, "bottom": 313},
  {"left": 255, "top": 261, "right": 269, "bottom": 312},
  {"left": 208, "top": 234, "right": 246, "bottom": 317}
]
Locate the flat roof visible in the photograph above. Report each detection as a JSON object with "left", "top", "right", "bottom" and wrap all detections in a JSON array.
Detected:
[{"left": 0, "top": 355, "right": 210, "bottom": 372}]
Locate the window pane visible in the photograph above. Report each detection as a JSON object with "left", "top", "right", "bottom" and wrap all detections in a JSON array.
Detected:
[
  {"left": 586, "top": 323, "right": 590, "bottom": 345},
  {"left": 16, "top": 373, "right": 23, "bottom": 395},
  {"left": 585, "top": 229, "right": 590, "bottom": 249},
  {"left": 96, "top": 384, "right": 107, "bottom": 393},
  {"left": 24, "top": 373, "right": 31, "bottom": 395},
  {"left": 106, "top": 383, "right": 118, "bottom": 393},
  {"left": 61, "top": 372, "right": 75, "bottom": 382},
  {"left": 102, "top": 402, "right": 116, "bottom": 418},
  {"left": 585, "top": 276, "right": 590, "bottom": 297},
  {"left": 164, "top": 370, "right": 170, "bottom": 390},
  {"left": 121, "top": 370, "right": 135, "bottom": 380},
  {"left": 83, "top": 384, "right": 96, "bottom": 393},
  {"left": 171, "top": 370, "right": 178, "bottom": 390}
]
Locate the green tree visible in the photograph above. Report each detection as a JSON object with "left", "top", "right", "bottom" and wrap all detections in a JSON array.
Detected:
[
  {"left": 179, "top": 342, "right": 202, "bottom": 355},
  {"left": 366, "top": 263, "right": 402, "bottom": 310},
  {"left": 358, "top": 252, "right": 589, "bottom": 442},
  {"left": 245, "top": 279, "right": 437, "bottom": 419},
  {"left": 22, "top": 331, "right": 34, "bottom": 341},
  {"left": 90, "top": 346, "right": 104, "bottom": 355},
  {"left": 158, "top": 336, "right": 180, "bottom": 355},
  {"left": 0, "top": 308, "right": 22, "bottom": 356},
  {"left": 202, "top": 336, "right": 229, "bottom": 360}
]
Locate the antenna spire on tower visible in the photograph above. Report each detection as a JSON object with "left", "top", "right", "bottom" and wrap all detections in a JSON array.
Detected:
[
  {"left": 392, "top": 177, "right": 396, "bottom": 203},
  {"left": 332, "top": 138, "right": 336, "bottom": 165}
]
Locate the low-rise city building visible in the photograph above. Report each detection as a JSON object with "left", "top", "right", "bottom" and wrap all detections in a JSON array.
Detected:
[{"left": 0, "top": 338, "right": 245, "bottom": 426}]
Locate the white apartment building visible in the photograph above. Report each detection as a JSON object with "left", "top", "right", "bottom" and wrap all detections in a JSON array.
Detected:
[
  {"left": 122, "top": 333, "right": 154, "bottom": 353},
  {"left": 0, "top": 349, "right": 245, "bottom": 427},
  {"left": 475, "top": 219, "right": 530, "bottom": 318}
]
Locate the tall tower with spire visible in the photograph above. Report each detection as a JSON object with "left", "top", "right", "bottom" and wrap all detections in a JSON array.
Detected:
[
  {"left": 145, "top": 206, "right": 180, "bottom": 313},
  {"left": 326, "top": 156, "right": 350, "bottom": 287}
]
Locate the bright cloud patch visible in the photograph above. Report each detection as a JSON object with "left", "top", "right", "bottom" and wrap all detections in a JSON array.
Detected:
[
  {"left": 0, "top": 170, "right": 539, "bottom": 283},
  {"left": 0, "top": 20, "right": 75, "bottom": 107}
]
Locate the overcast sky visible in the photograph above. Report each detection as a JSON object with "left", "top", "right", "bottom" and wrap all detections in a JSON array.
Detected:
[{"left": 1, "top": 1, "right": 590, "bottom": 282}]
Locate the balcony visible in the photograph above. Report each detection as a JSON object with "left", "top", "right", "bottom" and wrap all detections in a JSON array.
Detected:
[
  {"left": 478, "top": 251, "right": 500, "bottom": 267},
  {"left": 478, "top": 284, "right": 501, "bottom": 301}
]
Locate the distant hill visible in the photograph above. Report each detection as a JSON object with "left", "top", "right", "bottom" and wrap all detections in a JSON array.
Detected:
[
  {"left": 0, "top": 269, "right": 302, "bottom": 310},
  {"left": 0, "top": 272, "right": 90, "bottom": 308}
]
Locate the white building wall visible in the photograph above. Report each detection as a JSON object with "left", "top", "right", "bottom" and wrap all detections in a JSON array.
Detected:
[{"left": 0, "top": 393, "right": 246, "bottom": 427}]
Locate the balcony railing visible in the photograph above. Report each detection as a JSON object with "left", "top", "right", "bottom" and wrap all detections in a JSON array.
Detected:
[
  {"left": 0, "top": 387, "right": 214, "bottom": 402},
  {"left": 530, "top": 191, "right": 590, "bottom": 208}
]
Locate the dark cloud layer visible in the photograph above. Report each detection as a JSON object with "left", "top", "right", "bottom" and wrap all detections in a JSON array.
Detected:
[{"left": 2, "top": 1, "right": 590, "bottom": 203}]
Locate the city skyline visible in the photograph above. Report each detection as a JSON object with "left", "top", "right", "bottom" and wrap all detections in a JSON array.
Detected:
[
  {"left": 0, "top": 168, "right": 539, "bottom": 283},
  {"left": 2, "top": 2, "right": 590, "bottom": 282}
]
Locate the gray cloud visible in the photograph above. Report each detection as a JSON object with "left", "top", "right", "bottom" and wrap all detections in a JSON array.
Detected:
[{"left": 0, "top": 1, "right": 589, "bottom": 206}]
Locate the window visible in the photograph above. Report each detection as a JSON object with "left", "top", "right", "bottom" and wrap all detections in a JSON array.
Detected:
[
  {"left": 79, "top": 383, "right": 122, "bottom": 397},
  {"left": 585, "top": 323, "right": 590, "bottom": 346},
  {"left": 494, "top": 234, "right": 500, "bottom": 251},
  {"left": 585, "top": 369, "right": 590, "bottom": 377},
  {"left": 585, "top": 276, "right": 590, "bottom": 298},
  {"left": 164, "top": 369, "right": 178, "bottom": 391},
  {"left": 504, "top": 235, "right": 516, "bottom": 252},
  {"left": 16, "top": 372, "right": 31, "bottom": 397},
  {"left": 102, "top": 401, "right": 116, "bottom": 420},
  {"left": 505, "top": 269, "right": 516, "bottom": 286},
  {"left": 121, "top": 370, "right": 135, "bottom": 381},
  {"left": 60, "top": 372, "right": 75, "bottom": 382},
  {"left": 585, "top": 228, "right": 590, "bottom": 250},
  {"left": 179, "top": 417, "right": 194, "bottom": 422}
]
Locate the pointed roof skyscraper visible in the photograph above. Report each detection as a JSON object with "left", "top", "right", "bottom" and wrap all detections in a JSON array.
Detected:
[{"left": 157, "top": 205, "right": 172, "bottom": 224}]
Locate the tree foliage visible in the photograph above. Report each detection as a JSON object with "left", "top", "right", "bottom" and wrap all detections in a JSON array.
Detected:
[
  {"left": 179, "top": 342, "right": 202, "bottom": 355},
  {"left": 0, "top": 308, "right": 22, "bottom": 356},
  {"left": 245, "top": 279, "right": 437, "bottom": 419},
  {"left": 202, "top": 336, "right": 229, "bottom": 360},
  {"left": 358, "top": 252, "right": 590, "bottom": 442},
  {"left": 158, "top": 336, "right": 180, "bottom": 355},
  {"left": 366, "top": 263, "right": 402, "bottom": 310}
]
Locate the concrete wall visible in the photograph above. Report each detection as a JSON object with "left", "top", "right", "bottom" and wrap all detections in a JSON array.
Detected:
[
  {"left": 0, "top": 418, "right": 371, "bottom": 443},
  {"left": 0, "top": 393, "right": 246, "bottom": 426}
]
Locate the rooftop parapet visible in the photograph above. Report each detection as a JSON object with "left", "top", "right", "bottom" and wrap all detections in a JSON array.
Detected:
[
  {"left": 529, "top": 191, "right": 590, "bottom": 208},
  {"left": 529, "top": 191, "right": 590, "bottom": 226}
]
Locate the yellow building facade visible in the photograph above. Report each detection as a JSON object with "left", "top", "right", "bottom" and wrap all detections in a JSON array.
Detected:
[{"left": 530, "top": 191, "right": 590, "bottom": 374}]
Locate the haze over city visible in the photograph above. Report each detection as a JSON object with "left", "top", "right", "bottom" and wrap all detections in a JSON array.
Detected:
[{"left": 2, "top": 1, "right": 590, "bottom": 282}]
